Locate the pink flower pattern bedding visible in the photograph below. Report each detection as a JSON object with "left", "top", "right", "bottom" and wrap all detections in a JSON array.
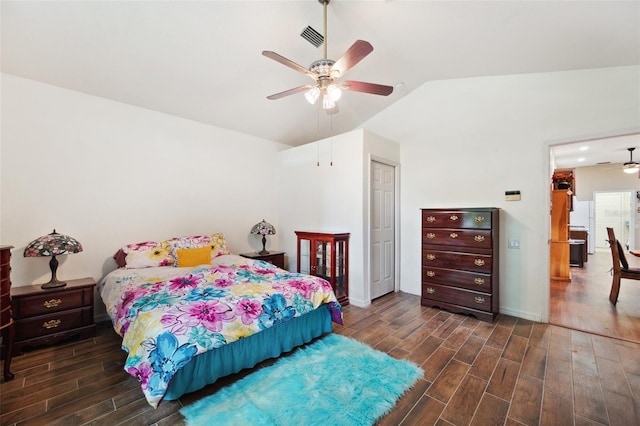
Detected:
[{"left": 100, "top": 254, "right": 342, "bottom": 407}]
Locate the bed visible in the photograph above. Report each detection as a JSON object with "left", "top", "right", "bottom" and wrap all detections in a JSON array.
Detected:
[{"left": 99, "top": 233, "right": 343, "bottom": 408}]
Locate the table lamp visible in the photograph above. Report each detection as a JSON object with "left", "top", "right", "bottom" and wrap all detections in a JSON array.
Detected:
[
  {"left": 24, "top": 229, "right": 83, "bottom": 289},
  {"left": 250, "top": 220, "right": 276, "bottom": 255}
]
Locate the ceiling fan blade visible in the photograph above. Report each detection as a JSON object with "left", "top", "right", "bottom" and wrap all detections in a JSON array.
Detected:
[
  {"left": 342, "top": 80, "right": 394, "bottom": 96},
  {"left": 262, "top": 51, "right": 315, "bottom": 79},
  {"left": 266, "top": 85, "right": 315, "bottom": 100},
  {"left": 331, "top": 40, "right": 373, "bottom": 77}
]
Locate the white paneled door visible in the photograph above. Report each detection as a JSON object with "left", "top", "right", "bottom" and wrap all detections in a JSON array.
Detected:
[{"left": 371, "top": 160, "right": 395, "bottom": 299}]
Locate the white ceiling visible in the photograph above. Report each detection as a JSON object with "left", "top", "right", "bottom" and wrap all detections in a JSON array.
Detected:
[{"left": 2, "top": 0, "right": 639, "bottom": 152}]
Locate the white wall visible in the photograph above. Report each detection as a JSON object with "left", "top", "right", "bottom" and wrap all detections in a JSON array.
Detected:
[
  {"left": 277, "top": 128, "right": 400, "bottom": 307},
  {"left": 363, "top": 66, "right": 640, "bottom": 322},
  {"left": 1, "top": 74, "right": 287, "bottom": 318}
]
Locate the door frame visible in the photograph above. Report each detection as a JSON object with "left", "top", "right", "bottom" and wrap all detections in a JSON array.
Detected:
[{"left": 365, "top": 155, "right": 400, "bottom": 305}]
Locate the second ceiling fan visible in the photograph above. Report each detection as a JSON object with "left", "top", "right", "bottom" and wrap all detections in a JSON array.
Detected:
[{"left": 262, "top": 0, "right": 393, "bottom": 113}]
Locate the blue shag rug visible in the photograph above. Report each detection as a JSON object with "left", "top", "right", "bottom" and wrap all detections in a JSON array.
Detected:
[{"left": 180, "top": 333, "right": 423, "bottom": 426}]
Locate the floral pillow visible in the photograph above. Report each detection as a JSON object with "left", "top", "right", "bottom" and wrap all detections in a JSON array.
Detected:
[
  {"left": 168, "top": 232, "right": 229, "bottom": 260},
  {"left": 122, "top": 240, "right": 175, "bottom": 269}
]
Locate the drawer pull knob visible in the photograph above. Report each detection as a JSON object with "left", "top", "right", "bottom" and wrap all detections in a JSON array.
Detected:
[
  {"left": 449, "top": 232, "right": 458, "bottom": 239},
  {"left": 426, "top": 254, "right": 436, "bottom": 261},
  {"left": 426, "top": 270, "right": 435, "bottom": 277},
  {"left": 426, "top": 233, "right": 435, "bottom": 239},
  {"left": 474, "top": 259, "right": 485, "bottom": 266},
  {"left": 449, "top": 215, "right": 459, "bottom": 221},
  {"left": 426, "top": 216, "right": 436, "bottom": 223},
  {"left": 474, "top": 235, "right": 485, "bottom": 242},
  {"left": 426, "top": 287, "right": 435, "bottom": 294},
  {"left": 475, "top": 297, "right": 485, "bottom": 304},
  {"left": 474, "top": 278, "right": 485, "bottom": 285},
  {"left": 44, "top": 299, "right": 62, "bottom": 309},
  {"left": 43, "top": 319, "right": 61, "bottom": 329},
  {"left": 474, "top": 216, "right": 486, "bottom": 223}
]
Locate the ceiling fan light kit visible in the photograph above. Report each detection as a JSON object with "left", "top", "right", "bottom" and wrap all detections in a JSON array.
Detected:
[
  {"left": 623, "top": 147, "right": 640, "bottom": 174},
  {"left": 263, "top": 0, "right": 393, "bottom": 113}
]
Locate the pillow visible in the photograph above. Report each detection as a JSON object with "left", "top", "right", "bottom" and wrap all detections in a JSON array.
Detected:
[
  {"left": 113, "top": 249, "right": 127, "bottom": 268},
  {"left": 176, "top": 246, "right": 213, "bottom": 267},
  {"left": 123, "top": 240, "right": 175, "bottom": 269},
  {"left": 169, "top": 233, "right": 230, "bottom": 259},
  {"left": 617, "top": 240, "right": 629, "bottom": 270}
]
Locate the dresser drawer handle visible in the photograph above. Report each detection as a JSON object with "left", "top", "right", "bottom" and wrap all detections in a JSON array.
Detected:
[
  {"left": 474, "top": 259, "right": 485, "bottom": 266},
  {"left": 426, "top": 216, "right": 436, "bottom": 223},
  {"left": 426, "top": 270, "right": 435, "bottom": 277},
  {"left": 43, "top": 319, "right": 61, "bottom": 329},
  {"left": 426, "top": 287, "right": 435, "bottom": 294},
  {"left": 474, "top": 277, "right": 485, "bottom": 285},
  {"left": 449, "top": 232, "right": 458, "bottom": 239},
  {"left": 44, "top": 299, "right": 62, "bottom": 309},
  {"left": 474, "top": 235, "right": 485, "bottom": 242},
  {"left": 426, "top": 233, "right": 435, "bottom": 239},
  {"left": 474, "top": 216, "right": 486, "bottom": 223},
  {"left": 474, "top": 297, "right": 485, "bottom": 304},
  {"left": 426, "top": 254, "right": 436, "bottom": 261},
  {"left": 449, "top": 215, "right": 459, "bottom": 221}
]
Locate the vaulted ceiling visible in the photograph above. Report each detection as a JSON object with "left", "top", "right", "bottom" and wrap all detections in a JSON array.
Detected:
[{"left": 2, "top": 1, "right": 639, "bottom": 150}]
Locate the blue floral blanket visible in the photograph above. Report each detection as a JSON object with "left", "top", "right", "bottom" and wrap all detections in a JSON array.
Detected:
[{"left": 100, "top": 254, "right": 342, "bottom": 407}]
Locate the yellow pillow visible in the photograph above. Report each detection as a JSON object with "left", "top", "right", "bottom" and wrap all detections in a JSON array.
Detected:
[{"left": 176, "top": 246, "right": 212, "bottom": 267}]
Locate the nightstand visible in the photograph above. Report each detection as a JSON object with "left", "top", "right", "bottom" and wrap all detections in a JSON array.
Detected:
[
  {"left": 240, "top": 251, "right": 286, "bottom": 269},
  {"left": 11, "top": 277, "right": 96, "bottom": 355}
]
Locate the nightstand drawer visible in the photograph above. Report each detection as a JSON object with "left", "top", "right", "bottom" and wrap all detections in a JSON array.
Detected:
[
  {"left": 12, "top": 287, "right": 93, "bottom": 318},
  {"left": 14, "top": 306, "right": 94, "bottom": 340}
]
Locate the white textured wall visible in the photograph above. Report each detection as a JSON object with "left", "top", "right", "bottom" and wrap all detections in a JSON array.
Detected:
[
  {"left": 364, "top": 66, "right": 640, "bottom": 322},
  {"left": 1, "top": 74, "right": 286, "bottom": 318}
]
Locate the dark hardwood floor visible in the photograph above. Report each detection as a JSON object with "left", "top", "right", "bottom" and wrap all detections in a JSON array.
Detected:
[
  {"left": 550, "top": 250, "right": 640, "bottom": 344},
  {"left": 2, "top": 290, "right": 639, "bottom": 425}
]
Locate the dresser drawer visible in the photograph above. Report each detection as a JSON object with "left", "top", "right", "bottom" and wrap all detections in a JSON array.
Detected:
[
  {"left": 422, "top": 266, "right": 492, "bottom": 292},
  {"left": 422, "top": 249, "right": 493, "bottom": 273},
  {"left": 422, "top": 283, "right": 492, "bottom": 312},
  {"left": 12, "top": 287, "right": 93, "bottom": 318},
  {"left": 422, "top": 210, "right": 493, "bottom": 229},
  {"left": 14, "top": 306, "right": 94, "bottom": 340},
  {"left": 422, "top": 228, "right": 493, "bottom": 249}
]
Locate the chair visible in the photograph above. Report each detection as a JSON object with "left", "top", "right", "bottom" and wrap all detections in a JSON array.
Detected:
[{"left": 606, "top": 227, "right": 640, "bottom": 305}]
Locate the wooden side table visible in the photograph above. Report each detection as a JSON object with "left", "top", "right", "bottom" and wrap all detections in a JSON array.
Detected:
[
  {"left": 1, "top": 245, "right": 15, "bottom": 381},
  {"left": 240, "top": 251, "right": 286, "bottom": 269},
  {"left": 11, "top": 277, "right": 96, "bottom": 355}
]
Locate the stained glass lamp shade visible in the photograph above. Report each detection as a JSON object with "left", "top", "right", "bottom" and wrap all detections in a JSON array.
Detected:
[
  {"left": 250, "top": 220, "right": 276, "bottom": 255},
  {"left": 24, "top": 229, "right": 83, "bottom": 289}
]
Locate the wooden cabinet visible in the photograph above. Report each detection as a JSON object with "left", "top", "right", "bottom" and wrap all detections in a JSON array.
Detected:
[
  {"left": 550, "top": 190, "right": 571, "bottom": 282},
  {"left": 421, "top": 208, "right": 500, "bottom": 322},
  {"left": 240, "top": 251, "right": 286, "bottom": 269},
  {"left": 295, "top": 231, "right": 349, "bottom": 305},
  {"left": 11, "top": 277, "right": 96, "bottom": 355},
  {"left": 1, "top": 245, "right": 15, "bottom": 380}
]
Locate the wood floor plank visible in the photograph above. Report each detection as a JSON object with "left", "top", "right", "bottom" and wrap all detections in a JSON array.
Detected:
[
  {"left": 440, "top": 374, "right": 487, "bottom": 425},
  {"left": 508, "top": 374, "right": 543, "bottom": 425},
  {"left": 486, "top": 358, "right": 520, "bottom": 401},
  {"left": 425, "top": 359, "right": 469, "bottom": 403},
  {"left": 470, "top": 393, "right": 510, "bottom": 426}
]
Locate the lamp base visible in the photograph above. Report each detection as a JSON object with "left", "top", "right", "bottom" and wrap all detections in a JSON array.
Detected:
[
  {"left": 258, "top": 250, "right": 270, "bottom": 255},
  {"left": 41, "top": 279, "right": 67, "bottom": 289}
]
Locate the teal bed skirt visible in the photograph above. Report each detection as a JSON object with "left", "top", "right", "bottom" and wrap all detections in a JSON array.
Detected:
[{"left": 163, "top": 303, "right": 333, "bottom": 401}]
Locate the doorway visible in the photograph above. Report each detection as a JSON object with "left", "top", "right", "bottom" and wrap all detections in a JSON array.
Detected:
[
  {"left": 593, "top": 191, "right": 634, "bottom": 251},
  {"left": 370, "top": 160, "right": 395, "bottom": 299}
]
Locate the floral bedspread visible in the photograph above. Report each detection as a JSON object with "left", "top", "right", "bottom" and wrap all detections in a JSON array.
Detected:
[{"left": 100, "top": 254, "right": 343, "bottom": 408}]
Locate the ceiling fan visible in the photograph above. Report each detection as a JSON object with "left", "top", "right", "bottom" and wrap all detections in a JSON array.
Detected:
[
  {"left": 262, "top": 0, "right": 393, "bottom": 113},
  {"left": 623, "top": 147, "right": 640, "bottom": 174}
]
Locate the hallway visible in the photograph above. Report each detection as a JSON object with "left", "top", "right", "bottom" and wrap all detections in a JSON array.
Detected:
[{"left": 550, "top": 250, "right": 640, "bottom": 344}]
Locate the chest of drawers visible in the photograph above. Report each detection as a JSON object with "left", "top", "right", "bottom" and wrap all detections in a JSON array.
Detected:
[
  {"left": 421, "top": 208, "right": 500, "bottom": 322},
  {"left": 11, "top": 277, "right": 96, "bottom": 355}
]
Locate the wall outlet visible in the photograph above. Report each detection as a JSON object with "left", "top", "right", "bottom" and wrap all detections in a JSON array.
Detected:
[{"left": 508, "top": 239, "right": 520, "bottom": 249}]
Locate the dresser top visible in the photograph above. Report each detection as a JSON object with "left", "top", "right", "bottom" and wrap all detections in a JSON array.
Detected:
[{"left": 11, "top": 277, "right": 96, "bottom": 298}]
